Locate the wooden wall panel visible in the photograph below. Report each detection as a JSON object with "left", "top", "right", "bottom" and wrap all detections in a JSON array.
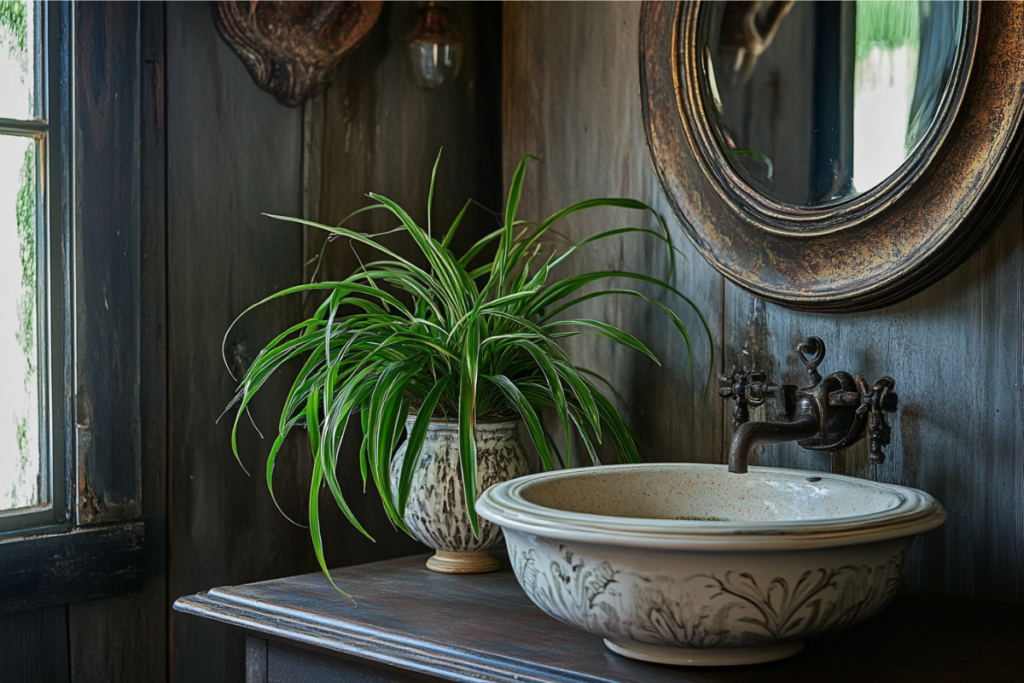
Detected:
[
  {"left": 166, "top": 3, "right": 310, "bottom": 682},
  {"left": 69, "top": 4, "right": 169, "bottom": 680},
  {"left": 725, "top": 197, "right": 1024, "bottom": 606},
  {"left": 503, "top": 1, "right": 1024, "bottom": 607},
  {"left": 74, "top": 0, "right": 141, "bottom": 525},
  {"left": 0, "top": 606, "right": 69, "bottom": 683},
  {"left": 6, "top": 4, "right": 166, "bottom": 682},
  {"left": 305, "top": 1, "right": 503, "bottom": 277},
  {"left": 503, "top": 2, "right": 724, "bottom": 467},
  {"left": 168, "top": 3, "right": 503, "bottom": 682}
]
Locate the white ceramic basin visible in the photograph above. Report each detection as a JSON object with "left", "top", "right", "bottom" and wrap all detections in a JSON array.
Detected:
[{"left": 476, "top": 463, "right": 945, "bottom": 666}]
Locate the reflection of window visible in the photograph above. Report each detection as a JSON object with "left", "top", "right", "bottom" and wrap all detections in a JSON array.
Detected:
[
  {"left": 852, "top": 1, "right": 962, "bottom": 193},
  {"left": 0, "top": 1, "right": 66, "bottom": 530},
  {"left": 852, "top": 1, "right": 921, "bottom": 193}
]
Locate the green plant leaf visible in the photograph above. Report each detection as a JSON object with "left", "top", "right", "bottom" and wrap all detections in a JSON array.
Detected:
[
  {"left": 544, "top": 318, "right": 660, "bottom": 364},
  {"left": 397, "top": 375, "right": 453, "bottom": 516},
  {"left": 483, "top": 374, "right": 554, "bottom": 472},
  {"left": 313, "top": 378, "right": 375, "bottom": 542},
  {"left": 223, "top": 152, "right": 712, "bottom": 594},
  {"left": 309, "top": 451, "right": 352, "bottom": 598},
  {"left": 490, "top": 154, "right": 539, "bottom": 296},
  {"left": 367, "top": 362, "right": 416, "bottom": 531},
  {"left": 512, "top": 340, "right": 572, "bottom": 466},
  {"left": 552, "top": 359, "right": 600, "bottom": 438},
  {"left": 459, "top": 316, "right": 481, "bottom": 537},
  {"left": 427, "top": 148, "right": 441, "bottom": 238}
]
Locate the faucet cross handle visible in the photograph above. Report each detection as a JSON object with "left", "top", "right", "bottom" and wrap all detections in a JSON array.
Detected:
[
  {"left": 854, "top": 376, "right": 898, "bottom": 464},
  {"left": 718, "top": 367, "right": 766, "bottom": 429}
]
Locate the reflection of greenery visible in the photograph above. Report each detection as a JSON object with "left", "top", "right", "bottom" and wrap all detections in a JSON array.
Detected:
[
  {"left": 16, "top": 147, "right": 34, "bottom": 381},
  {"left": 1, "top": 1, "right": 32, "bottom": 378},
  {"left": 0, "top": 1, "right": 27, "bottom": 67},
  {"left": 1, "top": 0, "right": 35, "bottom": 508},
  {"left": 729, "top": 148, "right": 774, "bottom": 182},
  {"left": 16, "top": 148, "right": 35, "bottom": 507},
  {"left": 855, "top": 1, "right": 921, "bottom": 64},
  {"left": 855, "top": 1, "right": 921, "bottom": 155}
]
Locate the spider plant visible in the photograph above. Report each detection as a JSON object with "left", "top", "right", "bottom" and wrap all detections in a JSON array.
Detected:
[{"left": 224, "top": 153, "right": 711, "bottom": 589}]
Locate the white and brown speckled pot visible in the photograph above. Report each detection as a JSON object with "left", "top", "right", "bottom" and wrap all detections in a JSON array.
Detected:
[
  {"left": 477, "top": 463, "right": 946, "bottom": 666},
  {"left": 389, "top": 418, "right": 528, "bottom": 574}
]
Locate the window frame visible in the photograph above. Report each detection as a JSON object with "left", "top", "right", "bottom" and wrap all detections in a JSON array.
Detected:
[
  {"left": 0, "top": 0, "right": 70, "bottom": 535},
  {"left": 0, "top": 1, "right": 147, "bottom": 615}
]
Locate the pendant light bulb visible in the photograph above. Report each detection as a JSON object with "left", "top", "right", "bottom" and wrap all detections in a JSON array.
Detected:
[{"left": 405, "top": 2, "right": 463, "bottom": 92}]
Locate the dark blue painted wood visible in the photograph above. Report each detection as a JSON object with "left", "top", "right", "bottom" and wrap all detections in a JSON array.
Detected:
[
  {"left": 74, "top": 0, "right": 143, "bottom": 525},
  {"left": 66, "top": 4, "right": 170, "bottom": 682},
  {"left": 0, "top": 606, "right": 70, "bottom": 683},
  {"left": 0, "top": 522, "right": 144, "bottom": 616},
  {"left": 177, "top": 553, "right": 1024, "bottom": 683},
  {"left": 266, "top": 640, "right": 444, "bottom": 683}
]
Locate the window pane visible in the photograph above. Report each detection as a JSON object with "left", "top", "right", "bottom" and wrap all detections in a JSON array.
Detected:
[
  {"left": 0, "top": 0, "right": 37, "bottom": 121},
  {"left": 0, "top": 133, "right": 40, "bottom": 512}
]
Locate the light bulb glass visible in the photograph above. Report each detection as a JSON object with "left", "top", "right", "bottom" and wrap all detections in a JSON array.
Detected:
[{"left": 404, "top": 3, "right": 464, "bottom": 92}]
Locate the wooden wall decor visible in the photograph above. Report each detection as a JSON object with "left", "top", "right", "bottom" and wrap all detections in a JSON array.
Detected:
[
  {"left": 640, "top": 2, "right": 1024, "bottom": 312},
  {"left": 212, "top": 1, "right": 383, "bottom": 107}
]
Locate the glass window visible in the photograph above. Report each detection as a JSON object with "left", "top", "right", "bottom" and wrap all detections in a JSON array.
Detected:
[
  {"left": 0, "top": 135, "right": 39, "bottom": 512},
  {"left": 0, "top": 0, "right": 37, "bottom": 120},
  {"left": 0, "top": 0, "right": 60, "bottom": 526}
]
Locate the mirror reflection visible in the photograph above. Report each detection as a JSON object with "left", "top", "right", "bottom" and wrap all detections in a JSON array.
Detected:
[{"left": 698, "top": 1, "right": 965, "bottom": 207}]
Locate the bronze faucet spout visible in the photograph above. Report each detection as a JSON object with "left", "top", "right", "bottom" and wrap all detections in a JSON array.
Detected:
[
  {"left": 728, "top": 398, "right": 819, "bottom": 474},
  {"left": 721, "top": 338, "right": 900, "bottom": 473}
]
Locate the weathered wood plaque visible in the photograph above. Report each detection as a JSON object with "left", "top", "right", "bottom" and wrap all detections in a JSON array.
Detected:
[{"left": 212, "top": 1, "right": 383, "bottom": 106}]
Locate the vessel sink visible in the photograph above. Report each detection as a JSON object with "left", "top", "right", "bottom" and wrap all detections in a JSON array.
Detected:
[{"left": 476, "top": 463, "right": 945, "bottom": 666}]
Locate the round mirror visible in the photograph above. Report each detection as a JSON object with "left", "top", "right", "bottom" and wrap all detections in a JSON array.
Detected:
[
  {"left": 642, "top": 2, "right": 1024, "bottom": 311},
  {"left": 698, "top": 1, "right": 966, "bottom": 208}
]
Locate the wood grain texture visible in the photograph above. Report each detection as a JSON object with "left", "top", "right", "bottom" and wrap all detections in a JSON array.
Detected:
[
  {"left": 168, "top": 3, "right": 502, "bottom": 681},
  {"left": 0, "top": 606, "right": 69, "bottom": 683},
  {"left": 728, "top": 195, "right": 1024, "bottom": 606},
  {"left": 166, "top": 3, "right": 310, "bottom": 682},
  {"left": 246, "top": 636, "right": 267, "bottom": 683},
  {"left": 0, "top": 522, "right": 144, "bottom": 616},
  {"left": 503, "top": 1, "right": 723, "bottom": 468},
  {"left": 68, "top": 5, "right": 170, "bottom": 681},
  {"left": 268, "top": 640, "right": 444, "bottom": 682},
  {"left": 175, "top": 553, "right": 1024, "bottom": 683},
  {"left": 305, "top": 1, "right": 503, "bottom": 279},
  {"left": 74, "top": 0, "right": 142, "bottom": 525},
  {"left": 69, "top": 592, "right": 158, "bottom": 683},
  {"left": 505, "top": 1, "right": 1024, "bottom": 608}
]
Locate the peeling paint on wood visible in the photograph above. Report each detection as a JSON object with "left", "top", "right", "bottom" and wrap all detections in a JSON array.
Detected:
[{"left": 0, "top": 522, "right": 145, "bottom": 616}]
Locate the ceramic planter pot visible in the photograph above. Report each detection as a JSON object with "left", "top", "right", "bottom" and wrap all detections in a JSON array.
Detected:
[
  {"left": 389, "top": 418, "right": 528, "bottom": 574},
  {"left": 477, "top": 463, "right": 946, "bottom": 666}
]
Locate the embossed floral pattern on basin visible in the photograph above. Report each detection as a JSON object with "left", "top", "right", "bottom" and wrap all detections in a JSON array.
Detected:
[{"left": 477, "top": 463, "right": 945, "bottom": 666}]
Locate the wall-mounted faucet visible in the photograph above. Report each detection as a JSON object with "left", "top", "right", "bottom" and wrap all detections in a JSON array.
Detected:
[{"left": 719, "top": 337, "right": 898, "bottom": 474}]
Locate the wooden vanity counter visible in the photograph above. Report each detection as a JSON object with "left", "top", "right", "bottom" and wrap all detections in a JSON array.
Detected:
[{"left": 174, "top": 553, "right": 1023, "bottom": 683}]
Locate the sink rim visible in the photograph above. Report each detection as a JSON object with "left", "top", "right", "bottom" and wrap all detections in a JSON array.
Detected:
[{"left": 476, "top": 463, "right": 946, "bottom": 551}]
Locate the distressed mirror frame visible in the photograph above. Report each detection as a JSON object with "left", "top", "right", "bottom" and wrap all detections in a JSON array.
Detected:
[{"left": 640, "top": 2, "right": 1024, "bottom": 312}]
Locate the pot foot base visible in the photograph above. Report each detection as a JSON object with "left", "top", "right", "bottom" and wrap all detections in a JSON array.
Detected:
[
  {"left": 604, "top": 639, "right": 804, "bottom": 666},
  {"left": 426, "top": 550, "right": 501, "bottom": 574}
]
